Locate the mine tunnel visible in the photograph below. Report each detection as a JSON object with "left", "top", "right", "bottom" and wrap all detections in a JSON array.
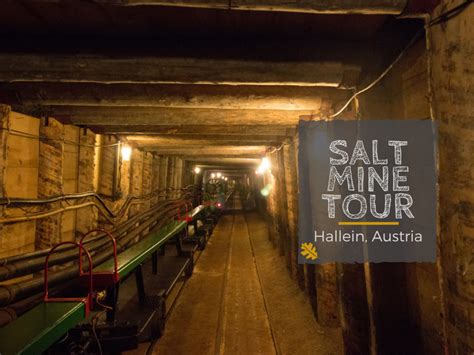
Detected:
[{"left": 0, "top": 1, "right": 472, "bottom": 354}]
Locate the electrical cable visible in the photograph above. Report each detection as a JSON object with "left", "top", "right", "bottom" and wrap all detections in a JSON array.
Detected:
[
  {"left": 429, "top": 0, "right": 472, "bottom": 26},
  {"left": 329, "top": 27, "right": 424, "bottom": 119},
  {"left": 266, "top": 143, "right": 287, "bottom": 154},
  {"left": 91, "top": 311, "right": 105, "bottom": 355},
  {"left": 91, "top": 295, "right": 113, "bottom": 355},
  {"left": 0, "top": 185, "right": 195, "bottom": 226},
  {"left": 329, "top": 0, "right": 472, "bottom": 119}
]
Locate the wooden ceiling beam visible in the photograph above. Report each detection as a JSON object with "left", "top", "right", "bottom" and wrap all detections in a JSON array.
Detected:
[
  {"left": 142, "top": 146, "right": 265, "bottom": 154},
  {"left": 124, "top": 134, "right": 286, "bottom": 145},
  {"left": 0, "top": 83, "right": 339, "bottom": 110},
  {"left": 74, "top": 0, "right": 408, "bottom": 15},
  {"left": 89, "top": 125, "right": 296, "bottom": 136},
  {"left": 15, "top": 105, "right": 322, "bottom": 126},
  {"left": 0, "top": 53, "right": 357, "bottom": 87}
]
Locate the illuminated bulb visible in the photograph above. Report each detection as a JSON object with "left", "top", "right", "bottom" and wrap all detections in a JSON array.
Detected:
[
  {"left": 121, "top": 144, "right": 132, "bottom": 162},
  {"left": 194, "top": 166, "right": 201, "bottom": 174},
  {"left": 211, "top": 173, "right": 216, "bottom": 179},
  {"left": 224, "top": 177, "right": 228, "bottom": 181},
  {"left": 261, "top": 157, "right": 270, "bottom": 170},
  {"left": 216, "top": 172, "right": 222, "bottom": 178}
]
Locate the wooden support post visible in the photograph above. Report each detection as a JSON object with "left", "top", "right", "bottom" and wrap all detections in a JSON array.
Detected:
[
  {"left": 283, "top": 140, "right": 305, "bottom": 290},
  {"left": 129, "top": 148, "right": 143, "bottom": 217},
  {"left": 151, "top": 155, "right": 160, "bottom": 205},
  {"left": 158, "top": 156, "right": 168, "bottom": 201},
  {"left": 76, "top": 128, "right": 97, "bottom": 235},
  {"left": 0, "top": 105, "right": 10, "bottom": 254},
  {"left": 35, "top": 117, "right": 64, "bottom": 249}
]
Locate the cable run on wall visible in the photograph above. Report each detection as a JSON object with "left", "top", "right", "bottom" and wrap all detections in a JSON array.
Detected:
[{"left": 329, "top": 0, "right": 472, "bottom": 119}]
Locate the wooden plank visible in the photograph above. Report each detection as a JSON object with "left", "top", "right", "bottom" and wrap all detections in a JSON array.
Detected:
[
  {"left": 232, "top": 0, "right": 406, "bottom": 14},
  {"left": 91, "top": 125, "right": 295, "bottom": 136},
  {"left": 16, "top": 106, "right": 316, "bottom": 126},
  {"left": 0, "top": 54, "right": 346, "bottom": 86},
  {"left": 125, "top": 134, "right": 287, "bottom": 143},
  {"left": 142, "top": 146, "right": 266, "bottom": 154},
  {"left": 126, "top": 136, "right": 283, "bottom": 147},
  {"left": 1, "top": 83, "right": 330, "bottom": 110},
  {"left": 93, "top": 0, "right": 407, "bottom": 14}
]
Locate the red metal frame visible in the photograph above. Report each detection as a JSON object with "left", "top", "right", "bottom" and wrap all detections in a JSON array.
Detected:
[
  {"left": 79, "top": 229, "right": 119, "bottom": 288},
  {"left": 44, "top": 241, "right": 93, "bottom": 317},
  {"left": 175, "top": 200, "right": 193, "bottom": 222}
]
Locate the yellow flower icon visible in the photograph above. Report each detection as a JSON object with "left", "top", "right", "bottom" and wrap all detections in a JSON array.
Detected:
[{"left": 300, "top": 242, "right": 318, "bottom": 260}]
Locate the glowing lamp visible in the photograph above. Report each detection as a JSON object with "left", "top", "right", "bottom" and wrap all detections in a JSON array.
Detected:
[
  {"left": 121, "top": 144, "right": 132, "bottom": 162},
  {"left": 194, "top": 166, "right": 201, "bottom": 174}
]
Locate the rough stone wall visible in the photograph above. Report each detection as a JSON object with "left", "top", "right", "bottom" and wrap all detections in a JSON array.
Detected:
[
  {"left": 429, "top": 1, "right": 474, "bottom": 352},
  {"left": 35, "top": 118, "right": 64, "bottom": 249}
]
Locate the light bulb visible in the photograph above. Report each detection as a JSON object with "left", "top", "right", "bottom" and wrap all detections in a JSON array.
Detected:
[
  {"left": 121, "top": 144, "right": 132, "bottom": 162},
  {"left": 261, "top": 157, "right": 270, "bottom": 170}
]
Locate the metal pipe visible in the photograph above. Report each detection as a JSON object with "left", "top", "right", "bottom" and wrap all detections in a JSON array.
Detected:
[
  {"left": 0, "top": 198, "right": 189, "bottom": 281},
  {"left": 0, "top": 189, "right": 193, "bottom": 266},
  {"left": 0, "top": 203, "right": 181, "bottom": 306}
]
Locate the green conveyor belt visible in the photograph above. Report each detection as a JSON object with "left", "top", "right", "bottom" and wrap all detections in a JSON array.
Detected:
[
  {"left": 95, "top": 219, "right": 187, "bottom": 278},
  {"left": 0, "top": 205, "right": 209, "bottom": 354},
  {"left": 0, "top": 302, "right": 85, "bottom": 355}
]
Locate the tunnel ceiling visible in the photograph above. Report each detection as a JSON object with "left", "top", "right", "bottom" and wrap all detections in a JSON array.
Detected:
[{"left": 0, "top": 1, "right": 423, "bottom": 169}]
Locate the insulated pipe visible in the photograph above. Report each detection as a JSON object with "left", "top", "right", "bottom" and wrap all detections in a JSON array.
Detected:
[
  {"left": 0, "top": 198, "right": 190, "bottom": 281},
  {"left": 97, "top": 0, "right": 411, "bottom": 15},
  {"left": 0, "top": 185, "right": 195, "bottom": 225},
  {"left": 0, "top": 203, "right": 181, "bottom": 306},
  {"left": 0, "top": 186, "right": 194, "bottom": 265}
]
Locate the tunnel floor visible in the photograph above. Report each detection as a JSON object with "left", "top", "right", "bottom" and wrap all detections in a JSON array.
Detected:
[{"left": 130, "top": 203, "right": 343, "bottom": 354}]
